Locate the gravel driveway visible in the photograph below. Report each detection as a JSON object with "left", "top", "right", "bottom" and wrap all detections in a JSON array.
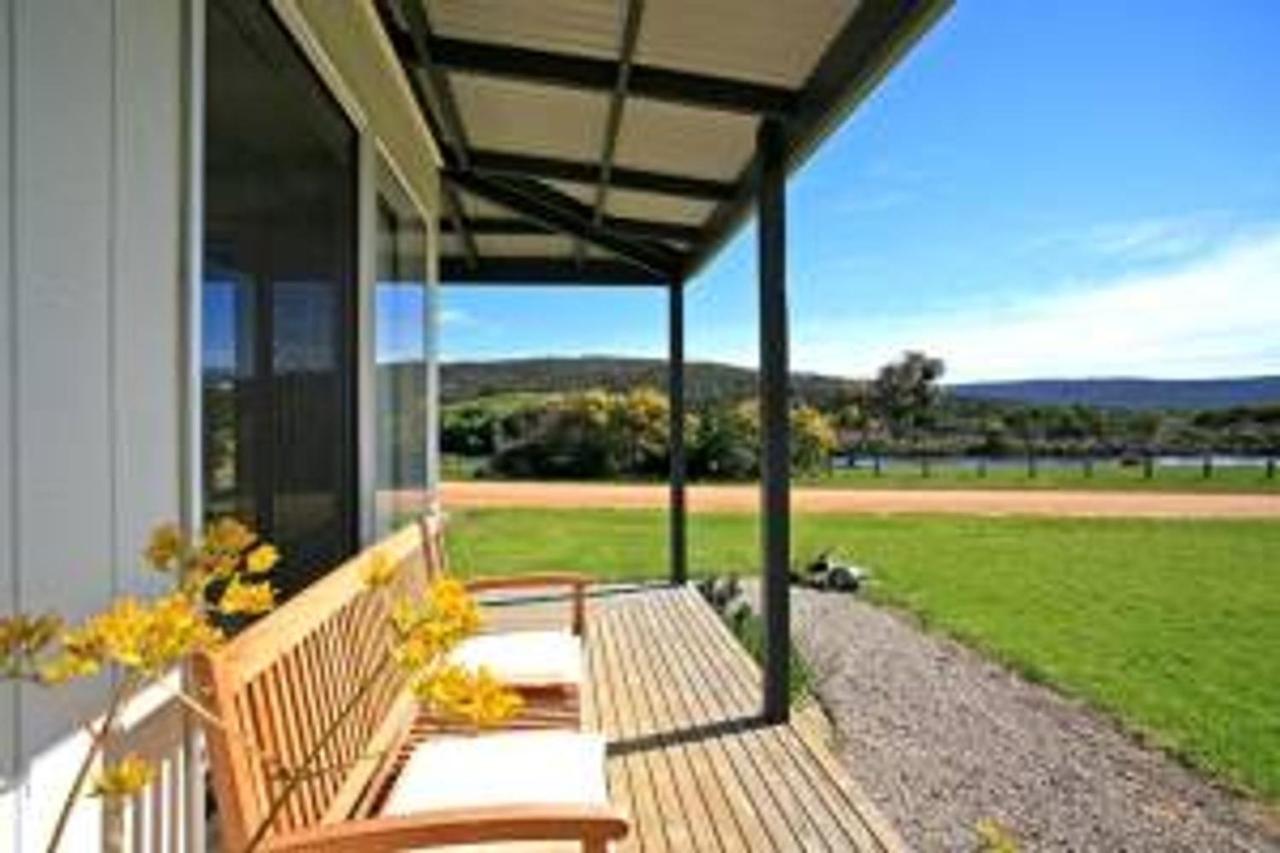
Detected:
[{"left": 745, "top": 582, "right": 1279, "bottom": 851}]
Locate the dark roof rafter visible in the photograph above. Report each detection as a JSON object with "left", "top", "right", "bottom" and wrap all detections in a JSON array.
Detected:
[
  {"left": 441, "top": 217, "right": 551, "bottom": 236},
  {"left": 577, "top": 0, "right": 646, "bottom": 268},
  {"left": 390, "top": 32, "right": 796, "bottom": 117},
  {"left": 469, "top": 149, "right": 734, "bottom": 201},
  {"left": 440, "top": 257, "right": 665, "bottom": 285},
  {"left": 440, "top": 215, "right": 700, "bottom": 244},
  {"left": 446, "top": 170, "right": 685, "bottom": 278},
  {"left": 382, "top": 0, "right": 479, "bottom": 267}
]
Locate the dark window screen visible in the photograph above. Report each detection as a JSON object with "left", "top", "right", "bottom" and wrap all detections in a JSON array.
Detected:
[{"left": 202, "top": 0, "right": 358, "bottom": 598}]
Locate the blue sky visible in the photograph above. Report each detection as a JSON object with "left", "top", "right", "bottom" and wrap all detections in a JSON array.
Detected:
[{"left": 439, "top": 0, "right": 1280, "bottom": 383}]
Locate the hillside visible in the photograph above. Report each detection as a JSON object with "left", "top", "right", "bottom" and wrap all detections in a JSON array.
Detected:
[
  {"left": 440, "top": 357, "right": 860, "bottom": 408},
  {"left": 953, "top": 377, "right": 1280, "bottom": 411},
  {"left": 434, "top": 357, "right": 1280, "bottom": 412}
]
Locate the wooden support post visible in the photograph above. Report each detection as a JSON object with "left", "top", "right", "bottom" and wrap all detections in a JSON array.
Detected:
[
  {"left": 757, "top": 118, "right": 790, "bottom": 724},
  {"left": 669, "top": 280, "right": 687, "bottom": 586}
]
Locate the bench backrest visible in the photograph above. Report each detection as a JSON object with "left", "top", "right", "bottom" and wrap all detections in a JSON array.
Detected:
[
  {"left": 419, "top": 512, "right": 449, "bottom": 581},
  {"left": 193, "top": 523, "right": 426, "bottom": 850}
]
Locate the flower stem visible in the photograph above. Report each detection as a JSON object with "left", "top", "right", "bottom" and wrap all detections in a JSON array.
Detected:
[
  {"left": 45, "top": 677, "right": 131, "bottom": 853},
  {"left": 244, "top": 654, "right": 394, "bottom": 852}
]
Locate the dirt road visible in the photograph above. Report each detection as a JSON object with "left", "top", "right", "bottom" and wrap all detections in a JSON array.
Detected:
[{"left": 440, "top": 481, "right": 1280, "bottom": 518}]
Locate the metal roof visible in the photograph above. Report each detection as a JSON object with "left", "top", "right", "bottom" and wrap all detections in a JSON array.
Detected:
[{"left": 375, "top": 0, "right": 951, "bottom": 285}]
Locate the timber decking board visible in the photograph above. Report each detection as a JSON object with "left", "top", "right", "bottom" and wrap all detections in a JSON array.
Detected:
[{"left": 485, "top": 584, "right": 905, "bottom": 853}]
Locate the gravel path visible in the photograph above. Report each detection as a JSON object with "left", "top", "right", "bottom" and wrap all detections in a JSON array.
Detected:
[
  {"left": 744, "top": 582, "right": 1279, "bottom": 852},
  {"left": 439, "top": 481, "right": 1280, "bottom": 518}
]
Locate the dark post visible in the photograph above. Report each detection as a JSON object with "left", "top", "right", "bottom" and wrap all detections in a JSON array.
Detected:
[
  {"left": 669, "top": 280, "right": 688, "bottom": 586},
  {"left": 757, "top": 117, "right": 790, "bottom": 724}
]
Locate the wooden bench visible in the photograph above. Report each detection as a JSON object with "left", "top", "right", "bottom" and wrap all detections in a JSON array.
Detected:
[
  {"left": 420, "top": 513, "right": 589, "bottom": 704},
  {"left": 193, "top": 523, "right": 628, "bottom": 852}
]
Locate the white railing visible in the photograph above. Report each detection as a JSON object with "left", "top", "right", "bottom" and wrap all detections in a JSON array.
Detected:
[{"left": 103, "top": 671, "right": 206, "bottom": 853}]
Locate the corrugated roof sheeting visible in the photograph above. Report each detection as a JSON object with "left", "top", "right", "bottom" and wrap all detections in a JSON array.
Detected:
[
  {"left": 451, "top": 73, "right": 609, "bottom": 162},
  {"left": 427, "top": 0, "right": 622, "bottom": 61},
  {"left": 614, "top": 97, "right": 757, "bottom": 182},
  {"left": 603, "top": 189, "right": 716, "bottom": 225},
  {"left": 474, "top": 234, "right": 575, "bottom": 258},
  {"left": 405, "top": 0, "right": 949, "bottom": 282},
  {"left": 635, "top": 0, "right": 860, "bottom": 87}
]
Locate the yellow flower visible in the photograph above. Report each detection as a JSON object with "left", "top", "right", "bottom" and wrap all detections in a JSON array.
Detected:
[
  {"left": 245, "top": 544, "right": 280, "bottom": 575},
  {"left": 190, "top": 550, "right": 240, "bottom": 586},
  {"left": 427, "top": 578, "right": 481, "bottom": 638},
  {"left": 217, "top": 578, "right": 275, "bottom": 616},
  {"left": 975, "top": 818, "right": 1020, "bottom": 853},
  {"left": 90, "top": 754, "right": 155, "bottom": 799},
  {"left": 144, "top": 523, "right": 186, "bottom": 571},
  {"left": 204, "top": 517, "right": 257, "bottom": 554},
  {"left": 1, "top": 612, "right": 62, "bottom": 661},
  {"left": 412, "top": 664, "right": 523, "bottom": 728},
  {"left": 360, "top": 552, "right": 399, "bottom": 589},
  {"left": 41, "top": 593, "right": 223, "bottom": 682},
  {"left": 39, "top": 652, "right": 101, "bottom": 685}
]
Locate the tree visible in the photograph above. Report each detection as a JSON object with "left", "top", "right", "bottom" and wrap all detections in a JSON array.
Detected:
[
  {"left": 690, "top": 402, "right": 759, "bottom": 480},
  {"left": 1005, "top": 406, "right": 1044, "bottom": 477},
  {"left": 868, "top": 351, "right": 946, "bottom": 440},
  {"left": 790, "top": 406, "right": 838, "bottom": 474},
  {"left": 1129, "top": 411, "right": 1164, "bottom": 478},
  {"left": 614, "top": 387, "right": 670, "bottom": 475}
]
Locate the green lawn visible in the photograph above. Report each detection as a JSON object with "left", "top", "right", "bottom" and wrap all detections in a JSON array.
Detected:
[{"left": 447, "top": 508, "right": 1280, "bottom": 802}]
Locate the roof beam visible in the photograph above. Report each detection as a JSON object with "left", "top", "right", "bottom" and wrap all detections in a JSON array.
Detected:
[
  {"left": 578, "top": 0, "right": 646, "bottom": 267},
  {"left": 683, "top": 0, "right": 952, "bottom": 278},
  {"left": 440, "top": 217, "right": 551, "bottom": 236},
  {"left": 440, "top": 215, "right": 700, "bottom": 244},
  {"left": 416, "top": 35, "right": 795, "bottom": 116},
  {"left": 469, "top": 149, "right": 734, "bottom": 201},
  {"left": 445, "top": 170, "right": 685, "bottom": 277},
  {"left": 603, "top": 216, "right": 700, "bottom": 244},
  {"left": 440, "top": 257, "right": 665, "bottom": 285},
  {"left": 379, "top": 0, "right": 478, "bottom": 268}
]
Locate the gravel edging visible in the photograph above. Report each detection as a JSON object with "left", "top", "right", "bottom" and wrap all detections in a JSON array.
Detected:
[{"left": 744, "top": 581, "right": 1279, "bottom": 852}]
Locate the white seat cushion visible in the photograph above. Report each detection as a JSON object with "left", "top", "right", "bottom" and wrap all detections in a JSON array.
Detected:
[
  {"left": 382, "top": 730, "right": 608, "bottom": 816},
  {"left": 448, "top": 630, "right": 583, "bottom": 688}
]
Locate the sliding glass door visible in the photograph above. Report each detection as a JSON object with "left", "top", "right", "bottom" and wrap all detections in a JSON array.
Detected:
[
  {"left": 202, "top": 0, "right": 358, "bottom": 597},
  {"left": 375, "top": 161, "right": 431, "bottom": 533}
]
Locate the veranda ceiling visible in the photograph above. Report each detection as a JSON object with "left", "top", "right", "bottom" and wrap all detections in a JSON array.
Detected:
[{"left": 375, "top": 0, "right": 950, "bottom": 285}]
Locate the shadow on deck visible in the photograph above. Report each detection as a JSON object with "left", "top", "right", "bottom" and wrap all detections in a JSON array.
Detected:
[{"left": 487, "top": 583, "right": 906, "bottom": 852}]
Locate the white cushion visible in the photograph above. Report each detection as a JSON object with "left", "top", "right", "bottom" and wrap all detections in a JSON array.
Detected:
[
  {"left": 382, "top": 730, "right": 608, "bottom": 816},
  {"left": 448, "top": 630, "right": 583, "bottom": 688}
]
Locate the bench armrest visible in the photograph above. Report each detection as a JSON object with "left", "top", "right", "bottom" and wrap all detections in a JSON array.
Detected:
[
  {"left": 465, "top": 573, "right": 591, "bottom": 636},
  {"left": 262, "top": 803, "right": 628, "bottom": 852}
]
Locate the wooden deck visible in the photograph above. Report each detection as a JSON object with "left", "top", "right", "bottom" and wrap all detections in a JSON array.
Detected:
[{"left": 487, "top": 584, "right": 906, "bottom": 853}]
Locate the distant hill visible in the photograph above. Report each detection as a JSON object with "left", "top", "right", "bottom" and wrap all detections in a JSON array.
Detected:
[
  {"left": 951, "top": 377, "right": 1280, "bottom": 411},
  {"left": 440, "top": 357, "right": 860, "bottom": 408},
  {"left": 436, "top": 357, "right": 1280, "bottom": 412}
]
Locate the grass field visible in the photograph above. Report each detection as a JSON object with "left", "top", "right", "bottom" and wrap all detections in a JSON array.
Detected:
[{"left": 447, "top": 508, "right": 1280, "bottom": 802}]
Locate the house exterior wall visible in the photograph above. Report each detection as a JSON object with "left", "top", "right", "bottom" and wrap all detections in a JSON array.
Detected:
[
  {"left": 0, "top": 0, "right": 187, "bottom": 848},
  {"left": 1, "top": 1, "right": 441, "bottom": 847}
]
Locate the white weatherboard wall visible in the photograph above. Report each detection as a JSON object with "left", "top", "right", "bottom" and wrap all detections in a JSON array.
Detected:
[{"left": 1, "top": 0, "right": 186, "bottom": 849}]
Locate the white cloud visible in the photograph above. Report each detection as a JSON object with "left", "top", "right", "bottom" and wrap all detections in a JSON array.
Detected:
[
  {"left": 439, "top": 307, "right": 477, "bottom": 327},
  {"left": 1022, "top": 212, "right": 1232, "bottom": 264},
  {"left": 788, "top": 227, "right": 1280, "bottom": 382}
]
